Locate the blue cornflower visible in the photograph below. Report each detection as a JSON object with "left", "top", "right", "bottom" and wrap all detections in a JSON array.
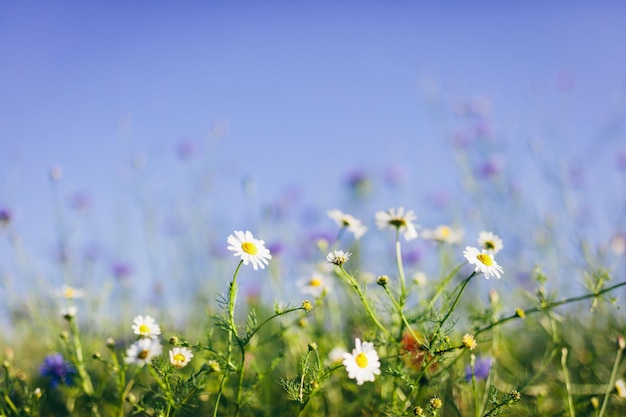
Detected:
[
  {"left": 40, "top": 353, "right": 76, "bottom": 388},
  {"left": 465, "top": 356, "right": 492, "bottom": 382}
]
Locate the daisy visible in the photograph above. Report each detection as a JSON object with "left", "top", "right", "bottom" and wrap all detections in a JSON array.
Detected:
[
  {"left": 477, "top": 231, "right": 504, "bottom": 254},
  {"left": 296, "top": 272, "right": 331, "bottom": 298},
  {"left": 326, "top": 250, "right": 351, "bottom": 266},
  {"left": 422, "top": 225, "right": 464, "bottom": 244},
  {"left": 169, "top": 347, "right": 194, "bottom": 369},
  {"left": 131, "top": 315, "right": 162, "bottom": 339},
  {"left": 463, "top": 246, "right": 503, "bottom": 279},
  {"left": 342, "top": 338, "right": 381, "bottom": 385},
  {"left": 375, "top": 207, "right": 419, "bottom": 241},
  {"left": 227, "top": 231, "right": 272, "bottom": 270},
  {"left": 54, "top": 286, "right": 85, "bottom": 300},
  {"left": 125, "top": 338, "right": 163, "bottom": 366},
  {"left": 327, "top": 209, "right": 368, "bottom": 240}
]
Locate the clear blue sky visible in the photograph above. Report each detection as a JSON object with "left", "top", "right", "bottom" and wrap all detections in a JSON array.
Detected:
[{"left": 1, "top": 2, "right": 625, "bottom": 297}]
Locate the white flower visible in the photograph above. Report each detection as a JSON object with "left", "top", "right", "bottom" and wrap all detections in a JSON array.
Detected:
[
  {"left": 327, "top": 209, "right": 368, "bottom": 239},
  {"left": 375, "top": 207, "right": 419, "bottom": 241},
  {"left": 132, "top": 315, "right": 162, "bottom": 339},
  {"left": 326, "top": 250, "right": 351, "bottom": 266},
  {"left": 477, "top": 231, "right": 504, "bottom": 254},
  {"left": 60, "top": 306, "right": 78, "bottom": 319},
  {"left": 54, "top": 286, "right": 85, "bottom": 300},
  {"left": 463, "top": 246, "right": 503, "bottom": 279},
  {"left": 125, "top": 338, "right": 163, "bottom": 366},
  {"left": 169, "top": 347, "right": 194, "bottom": 368},
  {"left": 328, "top": 346, "right": 346, "bottom": 365},
  {"left": 227, "top": 231, "right": 272, "bottom": 270},
  {"left": 422, "top": 225, "right": 464, "bottom": 244},
  {"left": 296, "top": 272, "right": 331, "bottom": 298},
  {"left": 342, "top": 338, "right": 381, "bottom": 385}
]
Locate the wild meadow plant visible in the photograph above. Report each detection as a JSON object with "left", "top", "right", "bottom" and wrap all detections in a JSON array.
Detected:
[{"left": 1, "top": 202, "right": 625, "bottom": 416}]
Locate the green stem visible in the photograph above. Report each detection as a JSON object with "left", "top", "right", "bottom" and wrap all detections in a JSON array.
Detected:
[
  {"left": 475, "top": 280, "right": 626, "bottom": 337},
  {"left": 337, "top": 266, "right": 389, "bottom": 337},
  {"left": 382, "top": 286, "right": 420, "bottom": 344},
  {"left": 213, "top": 260, "right": 244, "bottom": 417},
  {"left": 394, "top": 230, "right": 406, "bottom": 303},
  {"left": 561, "top": 348, "right": 576, "bottom": 417},
  {"left": 598, "top": 343, "right": 623, "bottom": 417},
  {"left": 439, "top": 272, "right": 476, "bottom": 329}
]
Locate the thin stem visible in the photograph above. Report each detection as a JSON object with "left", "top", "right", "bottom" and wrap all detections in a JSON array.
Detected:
[
  {"left": 561, "top": 348, "right": 576, "bottom": 417},
  {"left": 439, "top": 272, "right": 476, "bottom": 329},
  {"left": 475, "top": 280, "right": 626, "bottom": 337},
  {"left": 337, "top": 266, "right": 389, "bottom": 337},
  {"left": 213, "top": 260, "right": 244, "bottom": 417},
  {"left": 598, "top": 343, "right": 623, "bottom": 417},
  {"left": 382, "top": 285, "right": 420, "bottom": 344},
  {"left": 394, "top": 230, "right": 406, "bottom": 303}
]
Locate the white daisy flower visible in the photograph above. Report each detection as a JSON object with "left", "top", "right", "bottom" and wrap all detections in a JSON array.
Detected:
[
  {"left": 463, "top": 246, "right": 503, "bottom": 279},
  {"left": 169, "top": 347, "right": 194, "bottom": 369},
  {"left": 422, "top": 225, "right": 464, "bottom": 244},
  {"left": 54, "top": 286, "right": 85, "bottom": 300},
  {"left": 131, "top": 315, "right": 162, "bottom": 339},
  {"left": 227, "top": 230, "right": 272, "bottom": 270},
  {"left": 125, "top": 338, "right": 163, "bottom": 366},
  {"left": 326, "top": 250, "right": 351, "bottom": 266},
  {"left": 375, "top": 207, "right": 419, "bottom": 241},
  {"left": 342, "top": 338, "right": 381, "bottom": 385},
  {"left": 296, "top": 272, "right": 331, "bottom": 298},
  {"left": 327, "top": 209, "right": 368, "bottom": 240},
  {"left": 477, "top": 231, "right": 504, "bottom": 254}
]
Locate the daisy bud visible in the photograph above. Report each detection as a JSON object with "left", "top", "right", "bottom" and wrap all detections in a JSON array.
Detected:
[{"left": 376, "top": 275, "right": 389, "bottom": 287}]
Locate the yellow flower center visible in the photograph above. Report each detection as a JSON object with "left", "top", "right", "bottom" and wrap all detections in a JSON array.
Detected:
[
  {"left": 355, "top": 352, "right": 368, "bottom": 368},
  {"left": 139, "top": 324, "right": 150, "bottom": 334},
  {"left": 173, "top": 353, "right": 186, "bottom": 363},
  {"left": 309, "top": 278, "right": 322, "bottom": 287},
  {"left": 476, "top": 253, "right": 493, "bottom": 266},
  {"left": 439, "top": 226, "right": 450, "bottom": 238},
  {"left": 242, "top": 241, "right": 258, "bottom": 255},
  {"left": 138, "top": 350, "right": 149, "bottom": 360},
  {"left": 64, "top": 287, "right": 75, "bottom": 299}
]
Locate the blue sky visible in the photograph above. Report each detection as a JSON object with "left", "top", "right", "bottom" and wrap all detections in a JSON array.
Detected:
[{"left": 1, "top": 2, "right": 625, "bottom": 294}]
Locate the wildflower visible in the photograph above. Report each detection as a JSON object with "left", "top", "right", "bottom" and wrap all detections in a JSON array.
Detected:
[
  {"left": 463, "top": 246, "right": 503, "bottom": 279},
  {"left": 0, "top": 208, "right": 12, "bottom": 227},
  {"left": 412, "top": 271, "right": 428, "bottom": 286},
  {"left": 327, "top": 209, "right": 368, "bottom": 239},
  {"left": 616, "top": 379, "right": 626, "bottom": 398},
  {"left": 376, "top": 275, "right": 389, "bottom": 286},
  {"left": 169, "top": 347, "right": 193, "bottom": 369},
  {"left": 326, "top": 250, "right": 351, "bottom": 266},
  {"left": 296, "top": 272, "right": 331, "bottom": 298},
  {"left": 125, "top": 338, "right": 163, "bottom": 366},
  {"left": 465, "top": 355, "right": 492, "bottom": 382},
  {"left": 477, "top": 231, "right": 504, "bottom": 254},
  {"left": 54, "top": 285, "right": 85, "bottom": 300},
  {"left": 132, "top": 315, "right": 161, "bottom": 339},
  {"left": 40, "top": 353, "right": 76, "bottom": 388},
  {"left": 422, "top": 225, "right": 464, "bottom": 244},
  {"left": 60, "top": 306, "right": 78, "bottom": 320},
  {"left": 342, "top": 338, "right": 381, "bottom": 385},
  {"left": 375, "top": 207, "right": 419, "bottom": 241},
  {"left": 301, "top": 300, "right": 313, "bottom": 312},
  {"left": 462, "top": 334, "right": 477, "bottom": 350},
  {"left": 515, "top": 308, "right": 525, "bottom": 319},
  {"left": 227, "top": 230, "right": 272, "bottom": 270},
  {"left": 429, "top": 396, "right": 443, "bottom": 409}
]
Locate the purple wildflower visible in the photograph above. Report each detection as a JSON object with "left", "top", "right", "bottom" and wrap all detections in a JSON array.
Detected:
[
  {"left": 0, "top": 208, "right": 12, "bottom": 227},
  {"left": 465, "top": 356, "right": 492, "bottom": 382},
  {"left": 40, "top": 353, "right": 76, "bottom": 388}
]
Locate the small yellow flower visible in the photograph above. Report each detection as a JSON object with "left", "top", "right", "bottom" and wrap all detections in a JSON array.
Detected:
[
  {"left": 515, "top": 308, "right": 525, "bottom": 318},
  {"left": 429, "top": 396, "right": 443, "bottom": 409},
  {"left": 302, "top": 300, "right": 313, "bottom": 312},
  {"left": 462, "top": 334, "right": 477, "bottom": 350}
]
